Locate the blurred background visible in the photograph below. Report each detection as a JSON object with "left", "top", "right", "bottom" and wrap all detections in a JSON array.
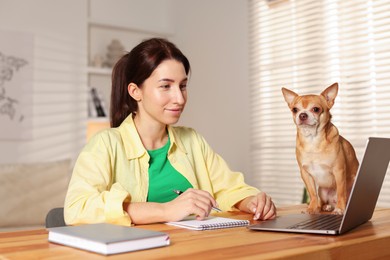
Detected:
[{"left": 0, "top": 0, "right": 389, "bottom": 217}]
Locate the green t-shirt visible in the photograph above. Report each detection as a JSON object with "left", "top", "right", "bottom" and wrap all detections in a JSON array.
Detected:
[{"left": 147, "top": 136, "right": 193, "bottom": 203}]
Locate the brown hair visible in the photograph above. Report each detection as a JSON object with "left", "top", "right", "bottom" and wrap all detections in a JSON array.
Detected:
[{"left": 110, "top": 38, "right": 191, "bottom": 127}]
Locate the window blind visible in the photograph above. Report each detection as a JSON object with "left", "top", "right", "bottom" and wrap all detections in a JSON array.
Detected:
[{"left": 249, "top": 0, "right": 390, "bottom": 207}]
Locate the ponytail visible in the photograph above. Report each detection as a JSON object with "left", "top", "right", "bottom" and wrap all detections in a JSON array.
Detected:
[{"left": 110, "top": 54, "right": 137, "bottom": 127}]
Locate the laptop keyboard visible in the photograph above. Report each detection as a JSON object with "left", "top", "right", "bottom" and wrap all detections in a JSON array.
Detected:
[{"left": 288, "top": 214, "right": 343, "bottom": 230}]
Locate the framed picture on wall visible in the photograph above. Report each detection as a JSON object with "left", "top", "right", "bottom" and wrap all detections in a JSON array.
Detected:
[{"left": 0, "top": 31, "right": 33, "bottom": 140}]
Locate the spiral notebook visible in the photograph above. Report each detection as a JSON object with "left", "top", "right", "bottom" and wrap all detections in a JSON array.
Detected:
[{"left": 166, "top": 216, "right": 250, "bottom": 230}]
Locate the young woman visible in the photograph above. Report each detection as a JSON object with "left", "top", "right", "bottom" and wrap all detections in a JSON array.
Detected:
[{"left": 64, "top": 38, "right": 276, "bottom": 226}]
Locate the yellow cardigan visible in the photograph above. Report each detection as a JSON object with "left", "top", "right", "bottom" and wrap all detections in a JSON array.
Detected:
[{"left": 64, "top": 115, "right": 259, "bottom": 225}]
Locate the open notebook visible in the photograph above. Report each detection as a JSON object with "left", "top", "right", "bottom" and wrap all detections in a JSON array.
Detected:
[
  {"left": 166, "top": 216, "right": 249, "bottom": 230},
  {"left": 248, "top": 137, "right": 390, "bottom": 235}
]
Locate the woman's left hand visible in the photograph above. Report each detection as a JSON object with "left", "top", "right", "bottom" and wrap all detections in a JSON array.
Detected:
[{"left": 236, "top": 192, "right": 276, "bottom": 220}]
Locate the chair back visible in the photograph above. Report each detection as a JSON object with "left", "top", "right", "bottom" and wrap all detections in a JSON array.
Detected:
[{"left": 45, "top": 207, "right": 66, "bottom": 228}]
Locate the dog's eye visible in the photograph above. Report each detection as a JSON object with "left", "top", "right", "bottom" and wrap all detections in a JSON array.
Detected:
[
  {"left": 312, "top": 107, "right": 321, "bottom": 113},
  {"left": 292, "top": 108, "right": 298, "bottom": 113}
]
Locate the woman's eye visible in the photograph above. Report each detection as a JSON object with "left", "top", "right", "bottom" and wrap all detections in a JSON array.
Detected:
[
  {"left": 180, "top": 84, "right": 187, "bottom": 90},
  {"left": 161, "top": 85, "right": 170, "bottom": 89}
]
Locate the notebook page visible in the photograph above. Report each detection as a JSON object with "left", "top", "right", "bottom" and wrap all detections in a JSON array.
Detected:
[{"left": 165, "top": 216, "right": 250, "bottom": 230}]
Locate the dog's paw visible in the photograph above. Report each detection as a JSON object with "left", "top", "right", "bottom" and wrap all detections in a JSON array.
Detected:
[
  {"left": 306, "top": 207, "right": 321, "bottom": 214},
  {"left": 332, "top": 208, "right": 344, "bottom": 215},
  {"left": 322, "top": 204, "right": 334, "bottom": 212}
]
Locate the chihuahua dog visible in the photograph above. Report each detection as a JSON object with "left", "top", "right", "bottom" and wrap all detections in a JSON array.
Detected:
[{"left": 282, "top": 83, "right": 359, "bottom": 215}]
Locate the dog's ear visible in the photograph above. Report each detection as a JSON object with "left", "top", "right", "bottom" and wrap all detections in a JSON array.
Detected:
[
  {"left": 281, "top": 87, "right": 298, "bottom": 107},
  {"left": 321, "top": 83, "right": 338, "bottom": 109}
]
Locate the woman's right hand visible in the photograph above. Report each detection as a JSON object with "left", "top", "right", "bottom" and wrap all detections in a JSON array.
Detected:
[
  {"left": 163, "top": 188, "right": 219, "bottom": 221},
  {"left": 125, "top": 188, "right": 218, "bottom": 224}
]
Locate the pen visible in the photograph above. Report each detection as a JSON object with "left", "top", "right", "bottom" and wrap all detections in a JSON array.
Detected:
[{"left": 172, "top": 189, "right": 222, "bottom": 212}]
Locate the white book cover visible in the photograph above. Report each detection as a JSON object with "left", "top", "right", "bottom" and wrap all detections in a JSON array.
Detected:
[{"left": 48, "top": 223, "right": 170, "bottom": 255}]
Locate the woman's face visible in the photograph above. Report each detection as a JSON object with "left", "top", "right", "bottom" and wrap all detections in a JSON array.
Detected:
[{"left": 133, "top": 59, "right": 188, "bottom": 126}]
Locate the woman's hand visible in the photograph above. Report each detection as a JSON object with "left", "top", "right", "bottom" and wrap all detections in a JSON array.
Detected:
[
  {"left": 163, "top": 188, "right": 219, "bottom": 221},
  {"left": 125, "top": 188, "right": 218, "bottom": 224},
  {"left": 235, "top": 192, "right": 276, "bottom": 220}
]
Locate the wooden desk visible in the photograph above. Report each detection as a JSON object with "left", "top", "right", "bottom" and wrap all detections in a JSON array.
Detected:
[{"left": 1, "top": 205, "right": 390, "bottom": 259}]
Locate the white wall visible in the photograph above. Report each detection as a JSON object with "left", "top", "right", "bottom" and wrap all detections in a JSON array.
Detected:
[
  {"left": 172, "top": 0, "right": 252, "bottom": 181},
  {"left": 89, "top": 0, "right": 174, "bottom": 35},
  {"left": 0, "top": 0, "right": 88, "bottom": 163}
]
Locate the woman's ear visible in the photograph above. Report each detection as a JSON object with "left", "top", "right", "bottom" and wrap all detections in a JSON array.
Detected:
[{"left": 128, "top": 83, "right": 142, "bottom": 102}]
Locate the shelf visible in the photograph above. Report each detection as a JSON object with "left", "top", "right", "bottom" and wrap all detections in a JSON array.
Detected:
[
  {"left": 88, "top": 117, "right": 109, "bottom": 123},
  {"left": 87, "top": 66, "right": 112, "bottom": 76},
  {"left": 88, "top": 18, "right": 172, "bottom": 37}
]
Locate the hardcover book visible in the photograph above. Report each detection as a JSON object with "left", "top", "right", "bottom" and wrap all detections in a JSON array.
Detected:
[{"left": 48, "top": 223, "right": 170, "bottom": 255}]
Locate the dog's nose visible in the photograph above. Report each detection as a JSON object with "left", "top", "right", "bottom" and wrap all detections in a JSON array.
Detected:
[{"left": 299, "top": 113, "right": 308, "bottom": 121}]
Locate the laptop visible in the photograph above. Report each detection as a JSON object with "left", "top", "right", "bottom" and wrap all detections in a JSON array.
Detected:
[{"left": 248, "top": 137, "right": 390, "bottom": 235}]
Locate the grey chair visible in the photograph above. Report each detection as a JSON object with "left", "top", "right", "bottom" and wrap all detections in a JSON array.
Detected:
[{"left": 45, "top": 207, "right": 66, "bottom": 228}]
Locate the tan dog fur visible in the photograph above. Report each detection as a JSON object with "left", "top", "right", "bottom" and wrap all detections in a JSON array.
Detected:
[{"left": 282, "top": 83, "right": 359, "bottom": 215}]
